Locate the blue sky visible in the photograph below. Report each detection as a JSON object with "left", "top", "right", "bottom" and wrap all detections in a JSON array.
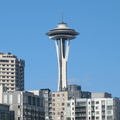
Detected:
[{"left": 0, "top": 0, "right": 120, "bottom": 97}]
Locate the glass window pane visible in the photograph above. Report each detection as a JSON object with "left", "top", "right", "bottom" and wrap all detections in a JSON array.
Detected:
[{"left": 9, "top": 95, "right": 13, "bottom": 104}]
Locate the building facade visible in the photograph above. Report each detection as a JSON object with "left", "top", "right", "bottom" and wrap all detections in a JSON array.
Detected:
[
  {"left": 50, "top": 91, "right": 68, "bottom": 120},
  {"left": 2, "top": 91, "right": 44, "bottom": 120},
  {"left": 40, "top": 89, "right": 51, "bottom": 120},
  {"left": 0, "top": 52, "right": 25, "bottom": 91},
  {"left": 0, "top": 104, "right": 11, "bottom": 120},
  {"left": 65, "top": 93, "right": 120, "bottom": 120}
]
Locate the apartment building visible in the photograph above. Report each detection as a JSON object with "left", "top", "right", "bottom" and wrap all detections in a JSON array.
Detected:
[
  {"left": 65, "top": 93, "right": 120, "bottom": 120},
  {"left": 0, "top": 52, "right": 25, "bottom": 91},
  {"left": 50, "top": 91, "right": 68, "bottom": 120},
  {"left": 2, "top": 91, "right": 44, "bottom": 120}
]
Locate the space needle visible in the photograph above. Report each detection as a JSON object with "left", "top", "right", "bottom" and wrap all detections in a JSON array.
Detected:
[{"left": 46, "top": 22, "right": 79, "bottom": 91}]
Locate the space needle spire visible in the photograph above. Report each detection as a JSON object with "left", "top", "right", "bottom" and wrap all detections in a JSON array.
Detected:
[{"left": 46, "top": 22, "right": 79, "bottom": 91}]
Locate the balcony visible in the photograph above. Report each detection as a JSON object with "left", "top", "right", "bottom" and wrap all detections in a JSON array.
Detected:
[
  {"left": 75, "top": 114, "right": 86, "bottom": 117},
  {"left": 75, "top": 109, "right": 86, "bottom": 112}
]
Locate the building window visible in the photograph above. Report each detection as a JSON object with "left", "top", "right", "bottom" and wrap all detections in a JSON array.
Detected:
[
  {"left": 106, "top": 100, "right": 113, "bottom": 105},
  {"left": 96, "top": 111, "right": 99, "bottom": 114},
  {"left": 102, "top": 106, "right": 105, "bottom": 110},
  {"left": 62, "top": 94, "right": 64, "bottom": 96},
  {"left": 52, "top": 103, "right": 55, "bottom": 106},
  {"left": 107, "top": 105, "right": 112, "bottom": 110},
  {"left": 52, "top": 112, "right": 55, "bottom": 115},
  {"left": 101, "top": 100, "right": 105, "bottom": 105},
  {"left": 67, "top": 103, "right": 70, "bottom": 107},
  {"left": 52, "top": 94, "right": 55, "bottom": 97},
  {"left": 102, "top": 111, "right": 105, "bottom": 115},
  {"left": 79, "top": 102, "right": 86, "bottom": 106},
  {"left": 107, "top": 116, "right": 112, "bottom": 119},
  {"left": 17, "top": 94, "right": 20, "bottom": 103},
  {"left": 62, "top": 103, "right": 64, "bottom": 106},
  {"left": 96, "top": 101, "right": 99, "bottom": 104},
  {"left": 18, "top": 105, "right": 20, "bottom": 108},
  {"left": 28, "top": 96, "right": 31, "bottom": 105},
  {"left": 107, "top": 110, "right": 112, "bottom": 115},
  {"left": 57, "top": 117, "right": 60, "bottom": 119},
  {"left": 96, "top": 106, "right": 99, "bottom": 110},
  {"left": 57, "top": 94, "right": 60, "bottom": 97},
  {"left": 23, "top": 96, "right": 27, "bottom": 104},
  {"left": 0, "top": 60, "right": 9, "bottom": 62},
  {"left": 4, "top": 95, "right": 7, "bottom": 104},
  {"left": 57, "top": 112, "right": 60, "bottom": 115},
  {"left": 33, "top": 97, "right": 36, "bottom": 105},
  {"left": 57, "top": 103, "right": 60, "bottom": 106},
  {"left": 37, "top": 98, "right": 40, "bottom": 106},
  {"left": 52, "top": 99, "right": 55, "bottom": 101},
  {"left": 17, "top": 110, "right": 20, "bottom": 115},
  {"left": 62, "top": 108, "right": 64, "bottom": 110},
  {"left": 96, "top": 117, "right": 99, "bottom": 120},
  {"left": 57, "top": 98, "right": 60, "bottom": 101},
  {"left": 11, "top": 60, "right": 14, "bottom": 63},
  {"left": 9, "top": 95, "right": 13, "bottom": 104}
]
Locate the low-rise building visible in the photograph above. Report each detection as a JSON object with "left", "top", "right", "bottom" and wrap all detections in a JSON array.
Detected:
[{"left": 2, "top": 91, "right": 44, "bottom": 120}]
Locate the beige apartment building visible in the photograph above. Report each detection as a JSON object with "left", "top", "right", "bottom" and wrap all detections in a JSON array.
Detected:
[
  {"left": 50, "top": 91, "right": 68, "bottom": 120},
  {"left": 0, "top": 52, "right": 25, "bottom": 91}
]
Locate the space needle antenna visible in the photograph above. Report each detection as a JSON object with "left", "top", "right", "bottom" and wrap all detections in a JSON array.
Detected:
[{"left": 62, "top": 12, "right": 64, "bottom": 22}]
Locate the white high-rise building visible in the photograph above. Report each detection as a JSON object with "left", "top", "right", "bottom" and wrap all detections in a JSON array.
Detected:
[{"left": 0, "top": 52, "right": 25, "bottom": 91}]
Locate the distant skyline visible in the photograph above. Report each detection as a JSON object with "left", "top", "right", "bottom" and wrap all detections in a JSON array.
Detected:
[{"left": 0, "top": 0, "right": 120, "bottom": 97}]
